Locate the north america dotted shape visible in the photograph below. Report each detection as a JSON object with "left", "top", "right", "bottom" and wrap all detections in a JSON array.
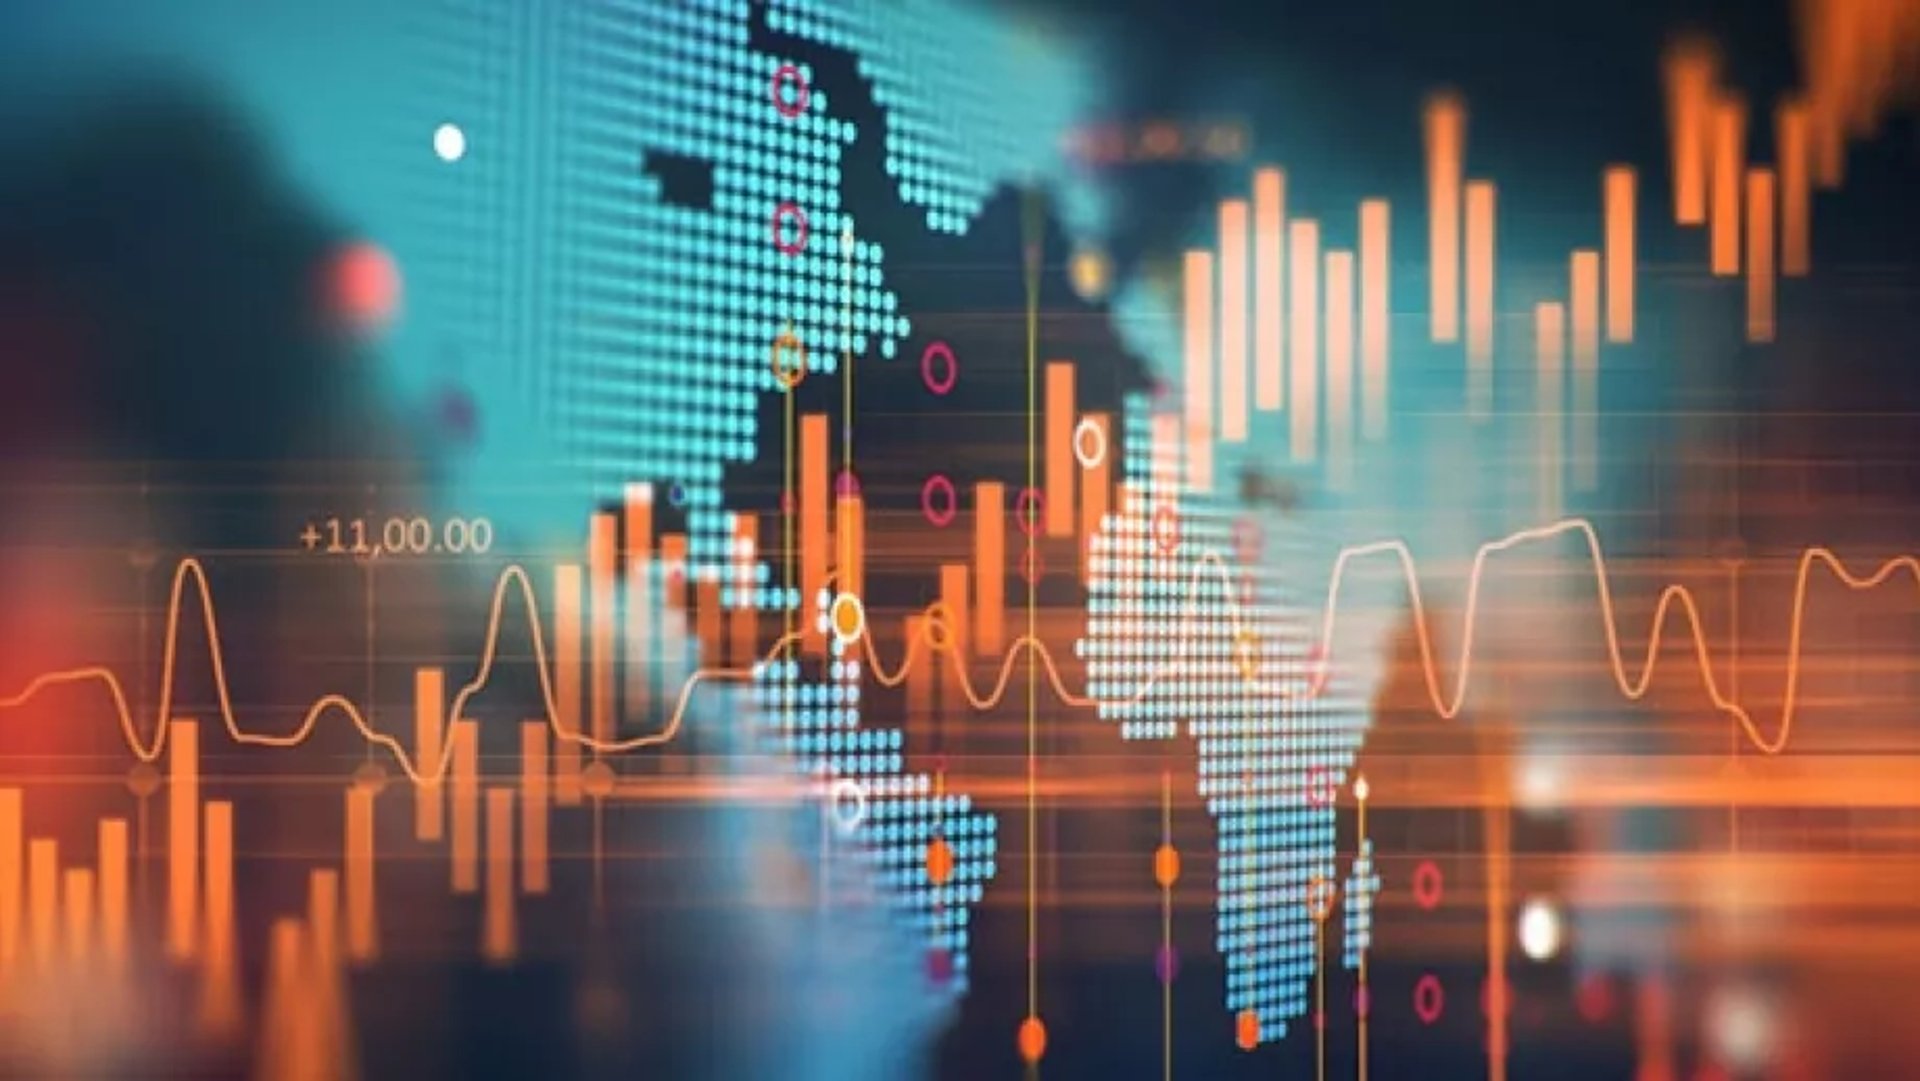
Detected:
[{"left": 1078, "top": 394, "right": 1376, "bottom": 1043}]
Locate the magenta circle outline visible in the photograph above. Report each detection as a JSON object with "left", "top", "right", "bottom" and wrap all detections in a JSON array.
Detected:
[
  {"left": 772, "top": 202, "right": 809, "bottom": 256},
  {"left": 920, "top": 474, "right": 958, "bottom": 528},
  {"left": 771, "top": 64, "right": 810, "bottom": 118},
  {"left": 1413, "top": 860, "right": 1444, "bottom": 910},
  {"left": 1014, "top": 487, "right": 1045, "bottom": 537},
  {"left": 920, "top": 341, "right": 958, "bottom": 395},
  {"left": 1414, "top": 975, "right": 1445, "bottom": 1025},
  {"left": 1019, "top": 547, "right": 1045, "bottom": 585}
]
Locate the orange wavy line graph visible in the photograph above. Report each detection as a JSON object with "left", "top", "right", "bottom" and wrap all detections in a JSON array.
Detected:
[{"left": 0, "top": 517, "right": 1911, "bottom": 779}]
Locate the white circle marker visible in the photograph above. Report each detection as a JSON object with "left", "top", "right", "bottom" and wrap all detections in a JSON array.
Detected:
[
  {"left": 1071, "top": 416, "right": 1107, "bottom": 469},
  {"left": 828, "top": 777, "right": 868, "bottom": 835},
  {"left": 434, "top": 122, "right": 467, "bottom": 163},
  {"left": 1517, "top": 896, "right": 1563, "bottom": 961}
]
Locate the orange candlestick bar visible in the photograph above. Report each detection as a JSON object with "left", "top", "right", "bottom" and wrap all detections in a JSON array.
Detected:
[
  {"left": 167, "top": 718, "right": 199, "bottom": 961},
  {"left": 1710, "top": 95, "right": 1747, "bottom": 276},
  {"left": 975, "top": 482, "right": 1007, "bottom": 656},
  {"left": 1664, "top": 40, "right": 1716, "bottom": 225},
  {"left": 624, "top": 482, "right": 654, "bottom": 722},
  {"left": 938, "top": 564, "right": 970, "bottom": 709},
  {"left": 1044, "top": 362, "right": 1077, "bottom": 536},
  {"left": 1253, "top": 167, "right": 1287, "bottom": 410},
  {"left": 200, "top": 800, "right": 239, "bottom": 1035},
  {"left": 483, "top": 787, "right": 516, "bottom": 965},
  {"left": 732, "top": 515, "right": 759, "bottom": 665},
  {"left": 98, "top": 816, "right": 127, "bottom": 968},
  {"left": 451, "top": 719, "right": 480, "bottom": 894},
  {"left": 0, "top": 788, "right": 18, "bottom": 970},
  {"left": 1218, "top": 198, "right": 1251, "bottom": 442},
  {"left": 1425, "top": 92, "right": 1466, "bottom": 343},
  {"left": 800, "top": 412, "right": 830, "bottom": 653},
  {"left": 1288, "top": 219, "right": 1321, "bottom": 462},
  {"left": 1536, "top": 301, "right": 1566, "bottom": 520},
  {"left": 520, "top": 721, "right": 550, "bottom": 895},
  {"left": 1571, "top": 250, "right": 1602, "bottom": 491},
  {"left": 1464, "top": 180, "right": 1497, "bottom": 419},
  {"left": 695, "top": 580, "right": 722, "bottom": 665},
  {"left": 308, "top": 869, "right": 339, "bottom": 973},
  {"left": 835, "top": 495, "right": 865, "bottom": 600},
  {"left": 553, "top": 564, "right": 583, "bottom": 806},
  {"left": 27, "top": 838, "right": 54, "bottom": 968},
  {"left": 413, "top": 666, "right": 445, "bottom": 841},
  {"left": 345, "top": 782, "right": 377, "bottom": 963},
  {"left": 62, "top": 868, "right": 92, "bottom": 965},
  {"left": 659, "top": 534, "right": 688, "bottom": 611},
  {"left": 1604, "top": 166, "right": 1637, "bottom": 343},
  {"left": 589, "top": 512, "right": 617, "bottom": 746},
  {"left": 1359, "top": 198, "right": 1390, "bottom": 441},
  {"left": 1746, "top": 167, "right": 1777, "bottom": 343},
  {"left": 905, "top": 615, "right": 931, "bottom": 719},
  {"left": 1325, "top": 249, "right": 1356, "bottom": 490},
  {"left": 1777, "top": 100, "right": 1811, "bottom": 277},
  {"left": 1079, "top": 413, "right": 1111, "bottom": 582},
  {"left": 1182, "top": 250, "right": 1215, "bottom": 492}
]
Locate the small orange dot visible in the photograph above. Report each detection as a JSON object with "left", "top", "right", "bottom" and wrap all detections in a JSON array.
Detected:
[
  {"left": 1153, "top": 843, "right": 1180, "bottom": 888},
  {"left": 1235, "top": 1008, "right": 1260, "bottom": 1051},
  {"left": 1017, "top": 1016, "right": 1047, "bottom": 1064},
  {"left": 926, "top": 837, "right": 955, "bottom": 886}
]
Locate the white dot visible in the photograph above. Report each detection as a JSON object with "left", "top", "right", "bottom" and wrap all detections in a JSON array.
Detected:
[
  {"left": 1517, "top": 897, "right": 1563, "bottom": 961},
  {"left": 433, "top": 123, "right": 467, "bottom": 163}
]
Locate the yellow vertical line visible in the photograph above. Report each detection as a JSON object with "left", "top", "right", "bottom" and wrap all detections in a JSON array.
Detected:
[
  {"left": 1358, "top": 786, "right": 1370, "bottom": 1081},
  {"left": 1161, "top": 771, "right": 1172, "bottom": 1081},
  {"left": 1023, "top": 187, "right": 1044, "bottom": 1070}
]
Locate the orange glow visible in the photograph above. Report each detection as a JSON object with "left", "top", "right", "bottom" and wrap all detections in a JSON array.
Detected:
[
  {"left": 1183, "top": 250, "right": 1215, "bottom": 492},
  {"left": 1218, "top": 199, "right": 1251, "bottom": 442},
  {"left": 1253, "top": 168, "right": 1287, "bottom": 410},
  {"left": 1359, "top": 198, "right": 1390, "bottom": 441},
  {"left": 1288, "top": 219, "right": 1320, "bottom": 462},
  {"left": 939, "top": 564, "right": 971, "bottom": 710},
  {"left": 731, "top": 515, "right": 759, "bottom": 665},
  {"left": 1424, "top": 92, "right": 1466, "bottom": 342},
  {"left": 1464, "top": 180, "right": 1497, "bottom": 418},
  {"left": 1710, "top": 94, "right": 1747, "bottom": 276}
]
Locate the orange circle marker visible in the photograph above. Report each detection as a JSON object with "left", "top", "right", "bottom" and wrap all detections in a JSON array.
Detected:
[
  {"left": 829, "top": 592, "right": 865, "bottom": 643},
  {"left": 926, "top": 837, "right": 955, "bottom": 885},
  {"left": 581, "top": 761, "right": 615, "bottom": 799},
  {"left": 770, "top": 327, "right": 808, "bottom": 389},
  {"left": 1153, "top": 843, "right": 1180, "bottom": 888},
  {"left": 1017, "top": 1016, "right": 1047, "bottom": 1064},
  {"left": 922, "top": 603, "right": 955, "bottom": 652},
  {"left": 1235, "top": 1008, "right": 1260, "bottom": 1050}
]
